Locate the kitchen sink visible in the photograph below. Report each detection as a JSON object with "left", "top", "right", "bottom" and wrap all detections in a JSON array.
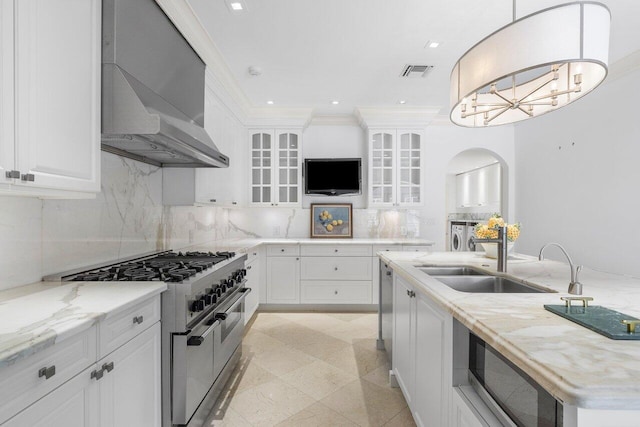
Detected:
[
  {"left": 418, "top": 266, "right": 489, "bottom": 276},
  {"left": 432, "top": 275, "right": 552, "bottom": 293}
]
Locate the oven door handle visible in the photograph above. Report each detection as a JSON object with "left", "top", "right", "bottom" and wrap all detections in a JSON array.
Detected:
[{"left": 187, "top": 319, "right": 221, "bottom": 346}]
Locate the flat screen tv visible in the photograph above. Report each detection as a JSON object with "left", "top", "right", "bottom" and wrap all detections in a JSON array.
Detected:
[{"left": 304, "top": 158, "right": 362, "bottom": 196}]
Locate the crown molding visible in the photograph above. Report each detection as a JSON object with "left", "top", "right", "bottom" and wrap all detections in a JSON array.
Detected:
[
  {"left": 308, "top": 114, "right": 360, "bottom": 127},
  {"left": 355, "top": 106, "right": 441, "bottom": 129},
  {"left": 606, "top": 49, "right": 640, "bottom": 84}
]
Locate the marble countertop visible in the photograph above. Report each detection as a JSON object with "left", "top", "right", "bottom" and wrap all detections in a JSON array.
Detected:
[
  {"left": 0, "top": 281, "right": 166, "bottom": 368},
  {"left": 185, "top": 238, "right": 435, "bottom": 253},
  {"left": 378, "top": 251, "right": 640, "bottom": 410}
]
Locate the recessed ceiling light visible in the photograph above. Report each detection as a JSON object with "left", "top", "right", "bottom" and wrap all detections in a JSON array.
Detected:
[
  {"left": 225, "top": 0, "right": 247, "bottom": 12},
  {"left": 399, "top": 100, "right": 407, "bottom": 105},
  {"left": 230, "top": 2, "right": 243, "bottom": 10},
  {"left": 331, "top": 100, "right": 340, "bottom": 105},
  {"left": 426, "top": 40, "right": 440, "bottom": 48},
  {"left": 266, "top": 100, "right": 274, "bottom": 105}
]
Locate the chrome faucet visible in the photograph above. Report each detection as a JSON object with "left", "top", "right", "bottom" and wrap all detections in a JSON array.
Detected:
[
  {"left": 538, "top": 243, "right": 583, "bottom": 295},
  {"left": 472, "top": 225, "right": 508, "bottom": 273}
]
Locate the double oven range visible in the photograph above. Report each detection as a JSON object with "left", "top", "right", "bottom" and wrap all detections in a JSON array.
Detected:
[{"left": 46, "top": 250, "right": 249, "bottom": 427}]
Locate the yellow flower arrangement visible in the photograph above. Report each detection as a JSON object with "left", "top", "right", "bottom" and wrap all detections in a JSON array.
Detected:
[{"left": 475, "top": 213, "right": 521, "bottom": 242}]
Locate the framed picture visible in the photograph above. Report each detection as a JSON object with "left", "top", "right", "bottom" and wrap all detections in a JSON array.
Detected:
[{"left": 310, "top": 203, "right": 353, "bottom": 238}]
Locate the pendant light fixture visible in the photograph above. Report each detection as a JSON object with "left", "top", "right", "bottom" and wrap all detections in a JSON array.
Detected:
[{"left": 450, "top": 2, "right": 610, "bottom": 127}]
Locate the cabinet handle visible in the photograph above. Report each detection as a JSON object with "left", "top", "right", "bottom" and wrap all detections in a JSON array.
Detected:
[
  {"left": 410, "top": 291, "right": 416, "bottom": 298},
  {"left": 5, "top": 170, "right": 19, "bottom": 179},
  {"left": 20, "top": 173, "right": 35, "bottom": 182},
  {"left": 407, "top": 289, "right": 411, "bottom": 297},
  {"left": 133, "top": 315, "right": 144, "bottom": 324},
  {"left": 247, "top": 266, "right": 252, "bottom": 270},
  {"left": 38, "top": 365, "right": 56, "bottom": 380},
  {"left": 210, "top": 199, "right": 217, "bottom": 203},
  {"left": 91, "top": 368, "right": 104, "bottom": 380},
  {"left": 386, "top": 271, "right": 392, "bottom": 276},
  {"left": 102, "top": 362, "right": 115, "bottom": 373}
]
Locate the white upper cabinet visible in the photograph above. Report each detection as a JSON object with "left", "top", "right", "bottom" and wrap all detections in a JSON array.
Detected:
[
  {"left": 250, "top": 129, "right": 301, "bottom": 207},
  {"left": 455, "top": 163, "right": 501, "bottom": 208},
  {"left": 368, "top": 129, "right": 423, "bottom": 207},
  {"left": 163, "top": 71, "right": 246, "bottom": 207},
  {"left": 0, "top": 0, "right": 101, "bottom": 197}
]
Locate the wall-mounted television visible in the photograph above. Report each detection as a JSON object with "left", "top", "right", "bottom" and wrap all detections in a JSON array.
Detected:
[{"left": 304, "top": 158, "right": 362, "bottom": 196}]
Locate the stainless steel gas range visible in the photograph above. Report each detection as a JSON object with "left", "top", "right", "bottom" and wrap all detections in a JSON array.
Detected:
[{"left": 45, "top": 250, "right": 249, "bottom": 427}]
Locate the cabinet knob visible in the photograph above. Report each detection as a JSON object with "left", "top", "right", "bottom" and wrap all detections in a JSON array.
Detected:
[
  {"left": 334, "top": 290, "right": 338, "bottom": 295},
  {"left": 210, "top": 199, "right": 217, "bottom": 203},
  {"left": 133, "top": 315, "right": 144, "bottom": 324},
  {"left": 334, "top": 267, "right": 338, "bottom": 271},
  {"left": 5, "top": 170, "right": 19, "bottom": 179},
  {"left": 281, "top": 249, "right": 285, "bottom": 252},
  {"left": 334, "top": 249, "right": 338, "bottom": 253},
  {"left": 296, "top": 257, "right": 299, "bottom": 261},
  {"left": 38, "top": 365, "right": 56, "bottom": 380}
]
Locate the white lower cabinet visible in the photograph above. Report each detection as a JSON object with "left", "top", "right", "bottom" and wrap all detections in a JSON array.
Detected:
[
  {"left": 392, "top": 275, "right": 452, "bottom": 427},
  {"left": 266, "top": 254, "right": 300, "bottom": 304},
  {"left": 451, "top": 388, "right": 490, "bottom": 427},
  {"left": 0, "top": 296, "right": 162, "bottom": 426},
  {"left": 98, "top": 323, "right": 161, "bottom": 427},
  {"left": 244, "top": 247, "right": 262, "bottom": 322}
]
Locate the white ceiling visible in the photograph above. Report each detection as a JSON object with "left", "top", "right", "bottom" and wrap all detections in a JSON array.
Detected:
[{"left": 186, "top": 0, "right": 640, "bottom": 117}]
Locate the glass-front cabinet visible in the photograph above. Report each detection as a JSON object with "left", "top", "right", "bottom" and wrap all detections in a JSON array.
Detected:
[
  {"left": 368, "top": 129, "right": 423, "bottom": 207},
  {"left": 250, "top": 129, "right": 301, "bottom": 206}
]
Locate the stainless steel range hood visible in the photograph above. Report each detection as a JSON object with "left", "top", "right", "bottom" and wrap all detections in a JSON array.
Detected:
[{"left": 101, "top": 0, "right": 229, "bottom": 168}]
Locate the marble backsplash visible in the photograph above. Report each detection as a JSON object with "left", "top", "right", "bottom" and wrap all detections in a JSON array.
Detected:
[{"left": 0, "top": 152, "right": 425, "bottom": 291}]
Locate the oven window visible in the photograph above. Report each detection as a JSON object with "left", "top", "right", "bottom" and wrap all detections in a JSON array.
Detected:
[{"left": 469, "top": 333, "right": 562, "bottom": 427}]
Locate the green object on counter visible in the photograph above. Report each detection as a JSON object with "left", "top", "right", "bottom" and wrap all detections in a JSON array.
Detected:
[{"left": 544, "top": 305, "right": 640, "bottom": 340}]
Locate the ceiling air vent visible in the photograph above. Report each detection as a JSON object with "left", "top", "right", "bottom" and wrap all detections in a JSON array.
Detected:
[{"left": 400, "top": 64, "right": 434, "bottom": 78}]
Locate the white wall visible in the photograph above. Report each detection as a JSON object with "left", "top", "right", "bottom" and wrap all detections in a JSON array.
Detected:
[{"left": 514, "top": 68, "right": 640, "bottom": 277}]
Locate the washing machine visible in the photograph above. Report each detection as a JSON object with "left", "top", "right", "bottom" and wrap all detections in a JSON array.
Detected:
[
  {"left": 450, "top": 223, "right": 466, "bottom": 252},
  {"left": 466, "top": 223, "right": 479, "bottom": 251}
]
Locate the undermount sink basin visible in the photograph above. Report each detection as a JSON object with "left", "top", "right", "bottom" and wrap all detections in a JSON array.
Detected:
[
  {"left": 418, "top": 266, "right": 488, "bottom": 276},
  {"left": 433, "top": 275, "right": 551, "bottom": 293}
]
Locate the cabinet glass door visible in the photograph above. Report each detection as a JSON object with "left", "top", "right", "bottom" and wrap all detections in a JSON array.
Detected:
[
  {"left": 251, "top": 132, "right": 272, "bottom": 204},
  {"left": 276, "top": 132, "right": 299, "bottom": 204},
  {"left": 398, "top": 132, "right": 421, "bottom": 205},
  {"left": 370, "top": 132, "right": 395, "bottom": 205}
]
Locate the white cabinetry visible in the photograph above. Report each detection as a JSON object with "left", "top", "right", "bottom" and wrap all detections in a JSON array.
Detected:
[
  {"left": 0, "top": 0, "right": 100, "bottom": 198},
  {"left": 0, "top": 295, "right": 162, "bottom": 426},
  {"left": 455, "top": 163, "right": 500, "bottom": 209},
  {"left": 299, "top": 244, "right": 372, "bottom": 304},
  {"left": 266, "top": 245, "right": 300, "bottom": 303},
  {"left": 163, "top": 71, "right": 246, "bottom": 206},
  {"left": 392, "top": 275, "right": 452, "bottom": 427},
  {"left": 250, "top": 129, "right": 302, "bottom": 206},
  {"left": 368, "top": 129, "right": 423, "bottom": 207},
  {"left": 244, "top": 246, "right": 262, "bottom": 322}
]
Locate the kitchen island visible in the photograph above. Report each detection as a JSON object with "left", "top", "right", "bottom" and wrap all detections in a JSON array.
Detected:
[{"left": 380, "top": 250, "right": 640, "bottom": 426}]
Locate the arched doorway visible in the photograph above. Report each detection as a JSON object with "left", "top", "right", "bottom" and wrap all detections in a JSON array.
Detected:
[{"left": 445, "top": 148, "right": 508, "bottom": 251}]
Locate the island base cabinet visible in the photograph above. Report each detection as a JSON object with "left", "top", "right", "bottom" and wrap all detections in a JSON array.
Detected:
[
  {"left": 2, "top": 365, "right": 98, "bottom": 427},
  {"left": 392, "top": 275, "right": 452, "bottom": 427}
]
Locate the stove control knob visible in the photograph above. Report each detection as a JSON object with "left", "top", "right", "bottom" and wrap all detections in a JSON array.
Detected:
[
  {"left": 190, "top": 299, "right": 205, "bottom": 312},
  {"left": 220, "top": 279, "right": 228, "bottom": 287},
  {"left": 241, "top": 269, "right": 247, "bottom": 277},
  {"left": 210, "top": 294, "right": 218, "bottom": 304},
  {"left": 204, "top": 294, "right": 214, "bottom": 305},
  {"left": 215, "top": 288, "right": 223, "bottom": 297}
]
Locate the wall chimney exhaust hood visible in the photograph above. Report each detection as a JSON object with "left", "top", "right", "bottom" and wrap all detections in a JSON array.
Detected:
[{"left": 101, "top": 0, "right": 229, "bottom": 168}]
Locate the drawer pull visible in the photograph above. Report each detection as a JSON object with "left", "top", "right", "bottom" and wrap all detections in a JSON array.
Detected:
[
  {"left": 5, "top": 170, "right": 19, "bottom": 179},
  {"left": 38, "top": 366, "right": 56, "bottom": 380},
  {"left": 102, "top": 362, "right": 115, "bottom": 373},
  {"left": 133, "top": 315, "right": 144, "bottom": 324},
  {"left": 21, "top": 173, "right": 35, "bottom": 182},
  {"left": 91, "top": 368, "right": 104, "bottom": 380},
  {"left": 334, "top": 290, "right": 338, "bottom": 295}
]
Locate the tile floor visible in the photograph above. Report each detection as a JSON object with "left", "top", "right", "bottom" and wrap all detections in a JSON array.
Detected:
[{"left": 203, "top": 312, "right": 416, "bottom": 427}]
